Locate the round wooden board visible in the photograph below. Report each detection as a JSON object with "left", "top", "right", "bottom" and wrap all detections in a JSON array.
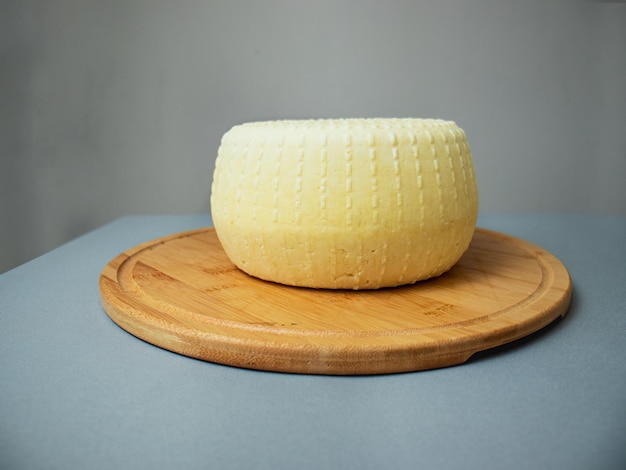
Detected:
[{"left": 99, "top": 227, "right": 571, "bottom": 375}]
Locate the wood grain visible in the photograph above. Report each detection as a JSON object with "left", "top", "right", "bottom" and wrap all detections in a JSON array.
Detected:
[{"left": 99, "top": 227, "right": 571, "bottom": 375}]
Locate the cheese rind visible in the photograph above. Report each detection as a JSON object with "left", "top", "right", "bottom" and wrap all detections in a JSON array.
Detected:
[{"left": 211, "top": 118, "right": 478, "bottom": 289}]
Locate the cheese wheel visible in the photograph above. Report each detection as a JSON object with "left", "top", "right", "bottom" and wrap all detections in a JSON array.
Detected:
[{"left": 211, "top": 118, "right": 478, "bottom": 289}]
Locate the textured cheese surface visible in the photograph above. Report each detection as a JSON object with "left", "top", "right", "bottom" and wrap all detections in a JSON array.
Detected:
[{"left": 211, "top": 118, "right": 479, "bottom": 289}]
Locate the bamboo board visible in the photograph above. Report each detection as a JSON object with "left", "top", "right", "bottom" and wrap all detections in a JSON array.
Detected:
[{"left": 99, "top": 227, "right": 571, "bottom": 375}]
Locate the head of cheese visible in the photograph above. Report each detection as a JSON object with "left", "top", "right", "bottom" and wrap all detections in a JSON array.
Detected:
[{"left": 211, "top": 118, "right": 478, "bottom": 289}]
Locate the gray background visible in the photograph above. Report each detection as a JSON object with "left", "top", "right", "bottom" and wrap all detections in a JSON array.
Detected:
[{"left": 1, "top": 0, "right": 625, "bottom": 274}]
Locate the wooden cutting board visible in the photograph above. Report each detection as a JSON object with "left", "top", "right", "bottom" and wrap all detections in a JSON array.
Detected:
[{"left": 99, "top": 227, "right": 571, "bottom": 375}]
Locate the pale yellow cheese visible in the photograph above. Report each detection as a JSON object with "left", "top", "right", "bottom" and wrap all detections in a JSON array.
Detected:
[{"left": 210, "top": 118, "right": 478, "bottom": 289}]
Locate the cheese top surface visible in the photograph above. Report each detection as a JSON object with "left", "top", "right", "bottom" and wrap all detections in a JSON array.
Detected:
[{"left": 211, "top": 118, "right": 478, "bottom": 289}]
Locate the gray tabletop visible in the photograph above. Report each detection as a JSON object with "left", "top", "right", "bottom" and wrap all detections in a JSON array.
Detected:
[{"left": 1, "top": 213, "right": 625, "bottom": 470}]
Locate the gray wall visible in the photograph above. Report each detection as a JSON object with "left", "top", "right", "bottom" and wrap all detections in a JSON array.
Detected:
[{"left": 2, "top": 0, "right": 625, "bottom": 273}]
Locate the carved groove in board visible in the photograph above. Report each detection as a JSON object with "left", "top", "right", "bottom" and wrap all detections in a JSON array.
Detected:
[
  {"left": 100, "top": 227, "right": 572, "bottom": 375},
  {"left": 117, "top": 230, "right": 551, "bottom": 337}
]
